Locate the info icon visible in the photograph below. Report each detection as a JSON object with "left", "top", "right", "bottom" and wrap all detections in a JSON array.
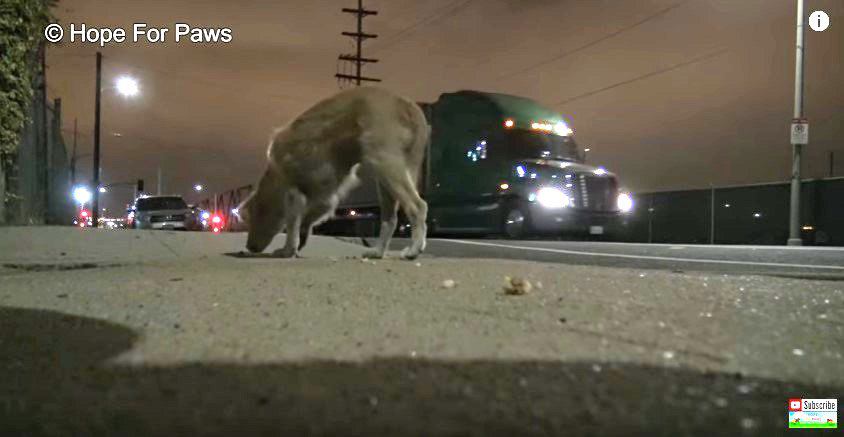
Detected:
[{"left": 789, "top": 399, "right": 802, "bottom": 412}]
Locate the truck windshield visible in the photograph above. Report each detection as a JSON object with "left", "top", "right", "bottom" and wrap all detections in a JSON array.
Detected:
[
  {"left": 502, "top": 129, "right": 578, "bottom": 161},
  {"left": 136, "top": 197, "right": 187, "bottom": 211}
]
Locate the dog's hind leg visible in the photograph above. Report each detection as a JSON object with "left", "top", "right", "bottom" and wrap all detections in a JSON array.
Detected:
[
  {"left": 372, "top": 162, "right": 427, "bottom": 260},
  {"left": 273, "top": 189, "right": 307, "bottom": 258},
  {"left": 397, "top": 170, "right": 428, "bottom": 260},
  {"left": 363, "top": 181, "right": 399, "bottom": 259}
]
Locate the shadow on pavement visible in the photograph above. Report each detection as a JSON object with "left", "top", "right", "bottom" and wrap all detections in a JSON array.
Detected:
[
  {"left": 223, "top": 252, "right": 314, "bottom": 260},
  {"left": 1, "top": 306, "right": 838, "bottom": 436},
  {"left": 223, "top": 251, "right": 278, "bottom": 259}
]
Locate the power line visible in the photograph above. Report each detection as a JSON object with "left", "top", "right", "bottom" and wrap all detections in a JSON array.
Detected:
[
  {"left": 112, "top": 58, "right": 308, "bottom": 103},
  {"left": 49, "top": 51, "right": 307, "bottom": 103},
  {"left": 63, "top": 108, "right": 296, "bottom": 155},
  {"left": 498, "top": 1, "right": 689, "bottom": 81},
  {"left": 369, "top": 0, "right": 473, "bottom": 55},
  {"left": 553, "top": 48, "right": 728, "bottom": 107}
]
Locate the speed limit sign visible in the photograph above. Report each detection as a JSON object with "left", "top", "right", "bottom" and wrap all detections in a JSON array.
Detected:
[{"left": 791, "top": 118, "right": 809, "bottom": 145}]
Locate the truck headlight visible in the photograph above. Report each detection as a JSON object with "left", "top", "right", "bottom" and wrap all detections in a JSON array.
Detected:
[
  {"left": 617, "top": 193, "right": 634, "bottom": 213},
  {"left": 536, "top": 187, "right": 572, "bottom": 209}
]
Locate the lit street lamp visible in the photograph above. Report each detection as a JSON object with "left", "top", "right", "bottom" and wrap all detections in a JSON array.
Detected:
[
  {"left": 92, "top": 50, "right": 141, "bottom": 225},
  {"left": 98, "top": 187, "right": 107, "bottom": 193},
  {"left": 73, "top": 186, "right": 92, "bottom": 205},
  {"left": 194, "top": 184, "right": 203, "bottom": 192},
  {"left": 116, "top": 76, "right": 140, "bottom": 98}
]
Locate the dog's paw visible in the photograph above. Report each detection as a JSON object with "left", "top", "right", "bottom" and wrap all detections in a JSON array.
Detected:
[
  {"left": 272, "top": 247, "right": 297, "bottom": 258},
  {"left": 400, "top": 246, "right": 421, "bottom": 260},
  {"left": 362, "top": 249, "right": 385, "bottom": 259}
]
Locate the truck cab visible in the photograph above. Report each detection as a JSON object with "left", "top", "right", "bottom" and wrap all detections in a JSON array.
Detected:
[
  {"left": 326, "top": 90, "right": 633, "bottom": 239},
  {"left": 422, "top": 90, "right": 632, "bottom": 238}
]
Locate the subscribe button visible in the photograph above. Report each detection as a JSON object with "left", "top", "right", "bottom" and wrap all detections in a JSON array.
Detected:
[{"left": 788, "top": 398, "right": 837, "bottom": 429}]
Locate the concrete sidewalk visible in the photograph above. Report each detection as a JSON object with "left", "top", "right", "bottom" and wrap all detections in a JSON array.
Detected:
[
  {"left": 0, "top": 226, "right": 365, "bottom": 266},
  {"left": 1, "top": 227, "right": 842, "bottom": 436}
]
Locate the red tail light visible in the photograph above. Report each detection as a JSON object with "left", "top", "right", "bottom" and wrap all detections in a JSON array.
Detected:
[{"left": 210, "top": 213, "right": 224, "bottom": 233}]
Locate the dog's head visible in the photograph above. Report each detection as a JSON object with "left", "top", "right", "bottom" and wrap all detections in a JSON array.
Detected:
[{"left": 238, "top": 172, "right": 286, "bottom": 253}]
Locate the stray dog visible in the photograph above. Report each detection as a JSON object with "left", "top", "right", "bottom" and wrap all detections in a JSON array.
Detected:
[{"left": 237, "top": 86, "right": 429, "bottom": 260}]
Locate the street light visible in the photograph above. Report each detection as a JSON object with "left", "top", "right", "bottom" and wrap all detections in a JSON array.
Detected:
[
  {"left": 73, "top": 186, "right": 92, "bottom": 205},
  {"left": 194, "top": 184, "right": 203, "bottom": 192},
  {"left": 583, "top": 148, "right": 591, "bottom": 163},
  {"left": 115, "top": 76, "right": 140, "bottom": 98},
  {"left": 92, "top": 52, "right": 141, "bottom": 225},
  {"left": 98, "top": 187, "right": 107, "bottom": 193}
]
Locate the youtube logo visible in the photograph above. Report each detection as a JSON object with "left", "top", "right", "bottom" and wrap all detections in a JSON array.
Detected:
[{"left": 789, "top": 399, "right": 802, "bottom": 411}]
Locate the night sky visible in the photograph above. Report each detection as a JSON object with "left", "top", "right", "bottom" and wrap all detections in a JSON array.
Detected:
[{"left": 46, "top": 0, "right": 843, "bottom": 214}]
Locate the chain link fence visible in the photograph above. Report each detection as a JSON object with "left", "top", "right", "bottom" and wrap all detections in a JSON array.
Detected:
[
  {"left": 622, "top": 178, "right": 844, "bottom": 246},
  {"left": 1, "top": 87, "right": 73, "bottom": 225}
]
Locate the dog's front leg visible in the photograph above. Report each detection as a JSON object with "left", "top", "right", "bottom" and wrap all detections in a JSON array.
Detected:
[{"left": 273, "top": 190, "right": 307, "bottom": 258}]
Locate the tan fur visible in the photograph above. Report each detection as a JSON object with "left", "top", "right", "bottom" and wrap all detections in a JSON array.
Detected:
[{"left": 238, "top": 87, "right": 429, "bottom": 260}]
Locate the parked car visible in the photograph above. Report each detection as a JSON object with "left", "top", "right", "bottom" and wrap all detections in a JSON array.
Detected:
[{"left": 128, "top": 195, "right": 193, "bottom": 230}]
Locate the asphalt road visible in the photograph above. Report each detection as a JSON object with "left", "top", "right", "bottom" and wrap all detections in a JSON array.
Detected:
[
  {"left": 2, "top": 228, "right": 843, "bottom": 436},
  {"left": 370, "top": 238, "right": 844, "bottom": 278}
]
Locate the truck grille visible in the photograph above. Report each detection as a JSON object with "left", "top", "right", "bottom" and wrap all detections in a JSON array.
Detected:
[
  {"left": 150, "top": 214, "right": 185, "bottom": 223},
  {"left": 576, "top": 174, "right": 618, "bottom": 212}
]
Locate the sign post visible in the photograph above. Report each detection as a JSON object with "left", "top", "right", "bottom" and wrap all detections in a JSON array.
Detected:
[{"left": 787, "top": 0, "right": 806, "bottom": 246}]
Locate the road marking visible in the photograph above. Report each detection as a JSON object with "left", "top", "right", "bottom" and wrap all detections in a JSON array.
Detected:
[
  {"left": 438, "top": 239, "right": 844, "bottom": 271},
  {"left": 526, "top": 241, "right": 844, "bottom": 252}
]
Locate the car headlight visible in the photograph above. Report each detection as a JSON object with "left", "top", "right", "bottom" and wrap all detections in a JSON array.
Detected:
[
  {"left": 536, "top": 187, "right": 572, "bottom": 209},
  {"left": 617, "top": 193, "right": 634, "bottom": 213}
]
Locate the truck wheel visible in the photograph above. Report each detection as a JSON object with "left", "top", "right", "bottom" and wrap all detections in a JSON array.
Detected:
[{"left": 503, "top": 203, "right": 531, "bottom": 239}]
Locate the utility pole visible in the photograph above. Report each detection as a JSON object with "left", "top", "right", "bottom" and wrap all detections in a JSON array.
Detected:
[
  {"left": 709, "top": 184, "right": 715, "bottom": 245},
  {"left": 70, "top": 118, "right": 77, "bottom": 187},
  {"left": 647, "top": 198, "right": 654, "bottom": 244},
  {"left": 336, "top": 0, "right": 381, "bottom": 86},
  {"left": 92, "top": 51, "right": 103, "bottom": 226},
  {"left": 829, "top": 151, "right": 835, "bottom": 178},
  {"left": 39, "top": 40, "right": 49, "bottom": 222},
  {"left": 49, "top": 98, "right": 61, "bottom": 223},
  {"left": 787, "top": 0, "right": 806, "bottom": 246},
  {"left": 157, "top": 166, "right": 162, "bottom": 195}
]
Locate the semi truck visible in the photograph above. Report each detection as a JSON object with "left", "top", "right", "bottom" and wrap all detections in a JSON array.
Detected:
[{"left": 323, "top": 90, "right": 633, "bottom": 239}]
